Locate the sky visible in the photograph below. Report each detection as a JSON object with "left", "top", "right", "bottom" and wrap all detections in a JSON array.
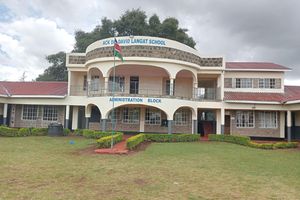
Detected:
[{"left": 0, "top": 0, "right": 299, "bottom": 84}]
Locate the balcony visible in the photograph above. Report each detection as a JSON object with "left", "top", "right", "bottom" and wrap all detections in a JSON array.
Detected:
[{"left": 70, "top": 84, "right": 221, "bottom": 101}]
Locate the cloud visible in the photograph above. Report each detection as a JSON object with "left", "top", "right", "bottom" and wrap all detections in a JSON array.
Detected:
[
  {"left": 0, "top": 0, "right": 299, "bottom": 84},
  {"left": 0, "top": 17, "right": 74, "bottom": 81}
]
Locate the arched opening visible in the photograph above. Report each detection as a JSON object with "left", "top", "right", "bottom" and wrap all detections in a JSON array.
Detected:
[
  {"left": 197, "top": 108, "right": 217, "bottom": 136},
  {"left": 105, "top": 104, "right": 169, "bottom": 133},
  {"left": 107, "top": 64, "right": 170, "bottom": 96},
  {"left": 88, "top": 67, "right": 104, "bottom": 96},
  {"left": 175, "top": 70, "right": 196, "bottom": 99},
  {"left": 86, "top": 104, "right": 102, "bottom": 130},
  {"left": 173, "top": 106, "right": 196, "bottom": 134}
]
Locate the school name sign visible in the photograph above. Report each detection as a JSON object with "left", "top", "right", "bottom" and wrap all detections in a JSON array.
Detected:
[
  {"left": 102, "top": 38, "right": 166, "bottom": 46},
  {"left": 109, "top": 97, "right": 162, "bottom": 103}
]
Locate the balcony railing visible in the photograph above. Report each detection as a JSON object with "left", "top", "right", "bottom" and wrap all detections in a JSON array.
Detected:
[{"left": 69, "top": 84, "right": 221, "bottom": 101}]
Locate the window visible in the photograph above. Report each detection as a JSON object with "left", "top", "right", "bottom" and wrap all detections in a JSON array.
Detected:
[
  {"left": 109, "top": 76, "right": 125, "bottom": 92},
  {"left": 259, "top": 78, "right": 276, "bottom": 89},
  {"left": 236, "top": 111, "right": 254, "bottom": 128},
  {"left": 165, "top": 80, "right": 175, "bottom": 95},
  {"left": 145, "top": 108, "right": 161, "bottom": 125},
  {"left": 258, "top": 111, "right": 277, "bottom": 128},
  {"left": 83, "top": 75, "right": 87, "bottom": 91},
  {"left": 90, "top": 75, "right": 100, "bottom": 91},
  {"left": 122, "top": 107, "right": 140, "bottom": 124},
  {"left": 43, "top": 106, "right": 58, "bottom": 121},
  {"left": 22, "top": 105, "right": 38, "bottom": 120},
  {"left": 107, "top": 108, "right": 121, "bottom": 123},
  {"left": 174, "top": 109, "right": 190, "bottom": 125},
  {"left": 235, "top": 78, "right": 253, "bottom": 88}
]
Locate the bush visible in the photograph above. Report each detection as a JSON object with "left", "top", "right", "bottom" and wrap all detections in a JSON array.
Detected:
[
  {"left": 74, "top": 129, "right": 84, "bottom": 136},
  {"left": 63, "top": 128, "right": 71, "bottom": 136},
  {"left": 31, "top": 128, "right": 48, "bottom": 136},
  {"left": 17, "top": 128, "right": 31, "bottom": 136},
  {"left": 208, "top": 134, "right": 250, "bottom": 146},
  {"left": 97, "top": 133, "right": 123, "bottom": 148},
  {"left": 126, "top": 134, "right": 146, "bottom": 150},
  {"left": 208, "top": 134, "right": 298, "bottom": 150},
  {"left": 0, "top": 126, "right": 19, "bottom": 137},
  {"left": 144, "top": 133, "right": 200, "bottom": 142},
  {"left": 83, "top": 129, "right": 122, "bottom": 139}
]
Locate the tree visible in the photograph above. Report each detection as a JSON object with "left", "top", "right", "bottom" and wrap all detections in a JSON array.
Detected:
[
  {"left": 36, "top": 52, "right": 67, "bottom": 81},
  {"left": 37, "top": 9, "right": 196, "bottom": 81}
]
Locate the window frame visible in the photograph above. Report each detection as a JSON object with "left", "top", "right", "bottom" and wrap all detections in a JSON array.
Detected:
[
  {"left": 259, "top": 78, "right": 276, "bottom": 89},
  {"left": 258, "top": 111, "right": 278, "bottom": 128},
  {"left": 235, "top": 78, "right": 253, "bottom": 88},
  {"left": 236, "top": 111, "right": 255, "bottom": 128},
  {"left": 145, "top": 108, "right": 161, "bottom": 125},
  {"left": 22, "top": 105, "right": 39, "bottom": 121},
  {"left": 42, "top": 106, "right": 58, "bottom": 121},
  {"left": 174, "top": 109, "right": 190, "bottom": 126},
  {"left": 122, "top": 107, "right": 140, "bottom": 124}
]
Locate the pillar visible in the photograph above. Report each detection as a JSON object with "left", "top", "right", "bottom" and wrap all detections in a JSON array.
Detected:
[
  {"left": 3, "top": 103, "right": 8, "bottom": 126},
  {"left": 168, "top": 120, "right": 173, "bottom": 134},
  {"left": 287, "top": 110, "right": 292, "bottom": 142},
  {"left": 67, "top": 70, "right": 71, "bottom": 95},
  {"left": 104, "top": 77, "right": 109, "bottom": 94},
  {"left": 101, "top": 119, "right": 107, "bottom": 132},
  {"left": 140, "top": 107, "right": 145, "bottom": 132},
  {"left": 169, "top": 78, "right": 174, "bottom": 96},
  {"left": 192, "top": 120, "right": 198, "bottom": 134},
  {"left": 64, "top": 105, "right": 70, "bottom": 129},
  {"left": 85, "top": 117, "right": 90, "bottom": 129},
  {"left": 193, "top": 82, "right": 198, "bottom": 99},
  {"left": 216, "top": 109, "right": 221, "bottom": 135},
  {"left": 71, "top": 106, "right": 78, "bottom": 130},
  {"left": 221, "top": 108, "right": 225, "bottom": 135}
]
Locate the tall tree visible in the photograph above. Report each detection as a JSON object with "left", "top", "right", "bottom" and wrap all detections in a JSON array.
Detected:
[
  {"left": 36, "top": 52, "right": 67, "bottom": 81},
  {"left": 37, "top": 9, "right": 196, "bottom": 81}
]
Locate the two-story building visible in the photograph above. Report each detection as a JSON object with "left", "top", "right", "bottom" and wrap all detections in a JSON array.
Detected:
[{"left": 1, "top": 36, "right": 300, "bottom": 141}]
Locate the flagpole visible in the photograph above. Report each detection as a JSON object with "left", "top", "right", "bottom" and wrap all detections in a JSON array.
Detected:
[{"left": 111, "top": 39, "right": 116, "bottom": 149}]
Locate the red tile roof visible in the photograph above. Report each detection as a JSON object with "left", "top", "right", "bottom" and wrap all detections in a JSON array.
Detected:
[
  {"left": 226, "top": 62, "right": 291, "bottom": 71},
  {"left": 0, "top": 81, "right": 68, "bottom": 96},
  {"left": 224, "top": 86, "right": 300, "bottom": 103}
]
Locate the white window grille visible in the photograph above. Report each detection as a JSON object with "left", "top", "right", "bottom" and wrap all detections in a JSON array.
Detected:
[
  {"left": 235, "top": 78, "right": 253, "bottom": 88},
  {"left": 236, "top": 111, "right": 254, "bottom": 128},
  {"left": 174, "top": 109, "right": 190, "bottom": 125},
  {"left": 43, "top": 106, "right": 58, "bottom": 121},
  {"left": 122, "top": 107, "right": 140, "bottom": 124},
  {"left": 145, "top": 108, "right": 161, "bottom": 125},
  {"left": 22, "top": 105, "right": 38, "bottom": 120},
  {"left": 258, "top": 111, "right": 277, "bottom": 128}
]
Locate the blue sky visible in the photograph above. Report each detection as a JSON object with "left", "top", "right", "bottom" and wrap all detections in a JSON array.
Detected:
[{"left": 0, "top": 0, "right": 299, "bottom": 84}]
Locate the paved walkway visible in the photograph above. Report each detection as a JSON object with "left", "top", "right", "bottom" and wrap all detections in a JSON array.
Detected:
[{"left": 94, "top": 135, "right": 131, "bottom": 154}]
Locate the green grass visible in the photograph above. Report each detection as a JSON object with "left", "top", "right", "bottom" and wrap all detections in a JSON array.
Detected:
[{"left": 0, "top": 137, "right": 299, "bottom": 200}]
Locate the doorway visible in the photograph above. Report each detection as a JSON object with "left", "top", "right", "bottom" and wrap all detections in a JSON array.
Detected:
[
  {"left": 130, "top": 76, "right": 139, "bottom": 94},
  {"left": 225, "top": 115, "right": 231, "bottom": 135}
]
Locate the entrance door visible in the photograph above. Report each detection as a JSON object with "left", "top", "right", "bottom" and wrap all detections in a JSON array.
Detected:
[
  {"left": 130, "top": 76, "right": 139, "bottom": 94},
  {"left": 224, "top": 115, "right": 231, "bottom": 135}
]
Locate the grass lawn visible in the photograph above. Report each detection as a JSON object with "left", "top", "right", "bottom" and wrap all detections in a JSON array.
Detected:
[{"left": 0, "top": 137, "right": 299, "bottom": 200}]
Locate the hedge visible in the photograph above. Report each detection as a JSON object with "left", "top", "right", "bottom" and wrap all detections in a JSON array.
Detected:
[
  {"left": 97, "top": 132, "right": 123, "bottom": 148},
  {"left": 145, "top": 133, "right": 200, "bottom": 142},
  {"left": 82, "top": 129, "right": 123, "bottom": 139},
  {"left": 208, "top": 134, "right": 298, "bottom": 149},
  {"left": 0, "top": 126, "right": 19, "bottom": 137},
  {"left": 0, "top": 126, "right": 71, "bottom": 137},
  {"left": 126, "top": 134, "right": 146, "bottom": 150}
]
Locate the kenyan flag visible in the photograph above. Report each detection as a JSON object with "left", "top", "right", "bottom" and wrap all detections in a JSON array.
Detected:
[{"left": 113, "top": 38, "right": 123, "bottom": 61}]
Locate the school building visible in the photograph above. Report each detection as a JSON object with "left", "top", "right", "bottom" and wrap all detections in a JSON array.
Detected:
[{"left": 1, "top": 36, "right": 300, "bottom": 141}]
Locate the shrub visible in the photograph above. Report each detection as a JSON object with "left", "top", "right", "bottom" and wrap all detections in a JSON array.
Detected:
[
  {"left": 63, "top": 128, "right": 71, "bottom": 136},
  {"left": 126, "top": 134, "right": 146, "bottom": 150},
  {"left": 144, "top": 133, "right": 200, "bottom": 142},
  {"left": 17, "top": 128, "right": 31, "bottom": 136},
  {"left": 208, "top": 134, "right": 250, "bottom": 146},
  {"left": 208, "top": 134, "right": 298, "bottom": 150},
  {"left": 82, "top": 129, "right": 122, "bottom": 139},
  {"left": 30, "top": 128, "right": 48, "bottom": 136},
  {"left": 97, "top": 133, "right": 123, "bottom": 148},
  {"left": 0, "top": 126, "right": 18, "bottom": 137},
  {"left": 74, "top": 129, "right": 84, "bottom": 136}
]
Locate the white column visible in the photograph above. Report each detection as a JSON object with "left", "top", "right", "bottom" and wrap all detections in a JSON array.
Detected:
[
  {"left": 139, "top": 107, "right": 145, "bottom": 132},
  {"left": 72, "top": 106, "right": 78, "bottom": 130},
  {"left": 67, "top": 70, "right": 71, "bottom": 95},
  {"left": 192, "top": 113, "right": 198, "bottom": 134},
  {"left": 287, "top": 110, "right": 292, "bottom": 142},
  {"left": 280, "top": 111, "right": 285, "bottom": 138},
  {"left": 170, "top": 78, "right": 174, "bottom": 96},
  {"left": 3, "top": 103, "right": 8, "bottom": 125},
  {"left": 64, "top": 105, "right": 70, "bottom": 128},
  {"left": 221, "top": 108, "right": 225, "bottom": 135},
  {"left": 216, "top": 109, "right": 221, "bottom": 135},
  {"left": 104, "top": 77, "right": 109, "bottom": 93},
  {"left": 193, "top": 82, "right": 198, "bottom": 99}
]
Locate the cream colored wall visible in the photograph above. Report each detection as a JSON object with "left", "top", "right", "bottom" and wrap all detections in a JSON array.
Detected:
[
  {"left": 70, "top": 71, "right": 86, "bottom": 86},
  {"left": 294, "top": 111, "right": 300, "bottom": 126},
  {"left": 175, "top": 78, "right": 193, "bottom": 98},
  {"left": 224, "top": 71, "right": 284, "bottom": 93},
  {"left": 139, "top": 76, "right": 163, "bottom": 95}
]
